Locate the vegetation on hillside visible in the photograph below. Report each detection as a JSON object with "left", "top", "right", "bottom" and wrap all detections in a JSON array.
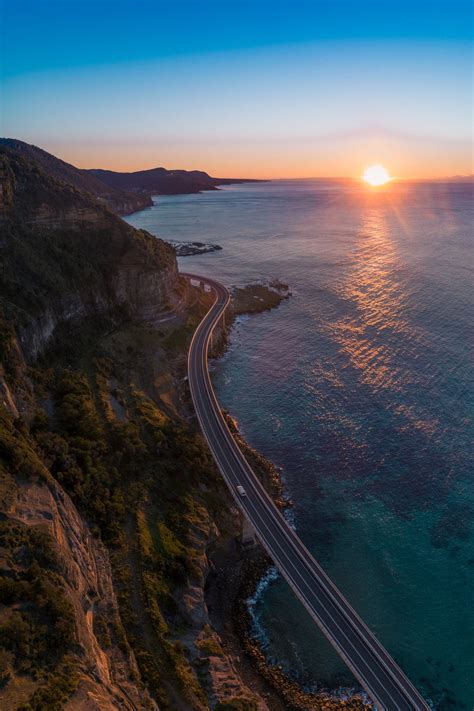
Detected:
[
  {"left": 0, "top": 298, "right": 259, "bottom": 709},
  {"left": 0, "top": 147, "right": 175, "bottom": 329},
  {"left": 0, "top": 138, "right": 153, "bottom": 215},
  {"left": 0, "top": 144, "right": 254, "bottom": 709},
  {"left": 0, "top": 406, "right": 79, "bottom": 709}
]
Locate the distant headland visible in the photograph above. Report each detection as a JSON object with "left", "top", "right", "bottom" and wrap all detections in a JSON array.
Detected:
[{"left": 0, "top": 138, "right": 265, "bottom": 216}]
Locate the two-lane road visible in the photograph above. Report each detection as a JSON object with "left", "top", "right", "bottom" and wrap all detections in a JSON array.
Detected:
[{"left": 185, "top": 272, "right": 429, "bottom": 711}]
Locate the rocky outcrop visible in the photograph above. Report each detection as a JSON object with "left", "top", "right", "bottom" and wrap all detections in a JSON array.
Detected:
[
  {"left": 168, "top": 240, "right": 223, "bottom": 257},
  {"left": 231, "top": 280, "right": 291, "bottom": 316},
  {"left": 177, "top": 503, "right": 268, "bottom": 710}
]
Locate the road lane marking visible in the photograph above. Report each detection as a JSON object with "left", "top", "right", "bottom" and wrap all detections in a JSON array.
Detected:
[{"left": 185, "top": 274, "right": 429, "bottom": 710}]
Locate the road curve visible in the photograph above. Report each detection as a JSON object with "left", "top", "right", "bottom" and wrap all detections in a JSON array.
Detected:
[{"left": 184, "top": 272, "right": 429, "bottom": 711}]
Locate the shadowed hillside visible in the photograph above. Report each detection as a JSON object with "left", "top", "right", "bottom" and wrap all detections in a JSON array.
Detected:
[
  {"left": 0, "top": 138, "right": 154, "bottom": 215},
  {"left": 0, "top": 144, "right": 265, "bottom": 710},
  {"left": 0, "top": 139, "right": 263, "bottom": 213},
  {"left": 86, "top": 166, "right": 263, "bottom": 195},
  {"left": 0, "top": 145, "right": 181, "bottom": 359}
]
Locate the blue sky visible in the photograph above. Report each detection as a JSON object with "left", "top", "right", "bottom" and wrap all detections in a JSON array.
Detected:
[{"left": 1, "top": 0, "right": 472, "bottom": 176}]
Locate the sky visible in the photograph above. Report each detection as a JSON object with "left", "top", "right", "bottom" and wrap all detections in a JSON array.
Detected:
[{"left": 1, "top": 0, "right": 472, "bottom": 178}]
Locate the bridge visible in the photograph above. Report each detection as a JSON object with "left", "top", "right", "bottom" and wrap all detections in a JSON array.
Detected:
[{"left": 185, "top": 272, "right": 429, "bottom": 711}]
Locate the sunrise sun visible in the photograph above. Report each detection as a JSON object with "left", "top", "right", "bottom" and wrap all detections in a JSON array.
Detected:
[{"left": 362, "top": 164, "right": 392, "bottom": 186}]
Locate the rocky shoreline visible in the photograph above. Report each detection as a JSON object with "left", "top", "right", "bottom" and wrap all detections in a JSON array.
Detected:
[
  {"left": 234, "top": 554, "right": 372, "bottom": 711},
  {"left": 206, "top": 280, "right": 373, "bottom": 710},
  {"left": 230, "top": 278, "right": 291, "bottom": 316},
  {"left": 168, "top": 239, "right": 223, "bottom": 256},
  {"left": 206, "top": 415, "right": 371, "bottom": 711},
  {"left": 1, "top": 138, "right": 369, "bottom": 710}
]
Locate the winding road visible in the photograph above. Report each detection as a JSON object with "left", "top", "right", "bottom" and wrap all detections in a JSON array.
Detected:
[{"left": 185, "top": 272, "right": 429, "bottom": 711}]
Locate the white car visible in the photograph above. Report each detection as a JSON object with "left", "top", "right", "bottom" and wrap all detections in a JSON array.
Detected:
[{"left": 236, "top": 485, "right": 247, "bottom": 497}]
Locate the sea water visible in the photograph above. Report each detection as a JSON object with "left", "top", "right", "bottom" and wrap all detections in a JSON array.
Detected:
[{"left": 126, "top": 179, "right": 474, "bottom": 709}]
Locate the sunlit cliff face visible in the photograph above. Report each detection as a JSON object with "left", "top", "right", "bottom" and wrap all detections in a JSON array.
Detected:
[{"left": 363, "top": 164, "right": 392, "bottom": 186}]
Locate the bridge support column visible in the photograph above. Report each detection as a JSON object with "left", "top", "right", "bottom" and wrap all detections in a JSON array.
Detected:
[{"left": 241, "top": 518, "right": 258, "bottom": 548}]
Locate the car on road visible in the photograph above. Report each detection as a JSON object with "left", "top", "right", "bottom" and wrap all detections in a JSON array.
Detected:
[{"left": 236, "top": 485, "right": 247, "bottom": 497}]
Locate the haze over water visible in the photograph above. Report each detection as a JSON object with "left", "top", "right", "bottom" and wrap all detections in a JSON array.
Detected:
[{"left": 127, "top": 179, "right": 474, "bottom": 709}]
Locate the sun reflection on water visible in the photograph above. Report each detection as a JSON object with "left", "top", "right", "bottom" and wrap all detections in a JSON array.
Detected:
[{"left": 329, "top": 203, "right": 415, "bottom": 391}]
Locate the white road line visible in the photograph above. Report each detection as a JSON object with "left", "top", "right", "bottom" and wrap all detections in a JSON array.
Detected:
[{"left": 185, "top": 273, "right": 429, "bottom": 711}]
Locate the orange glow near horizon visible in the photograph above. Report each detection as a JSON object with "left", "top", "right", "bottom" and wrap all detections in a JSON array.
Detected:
[
  {"left": 40, "top": 137, "right": 471, "bottom": 181},
  {"left": 362, "top": 164, "right": 392, "bottom": 186}
]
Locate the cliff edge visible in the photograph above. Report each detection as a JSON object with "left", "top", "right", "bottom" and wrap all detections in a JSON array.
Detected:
[{"left": 0, "top": 144, "right": 266, "bottom": 710}]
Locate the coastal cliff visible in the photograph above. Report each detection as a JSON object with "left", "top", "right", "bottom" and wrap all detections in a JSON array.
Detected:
[
  {"left": 0, "top": 139, "right": 262, "bottom": 214},
  {"left": 0, "top": 142, "right": 368, "bottom": 710},
  {"left": 85, "top": 167, "right": 263, "bottom": 196},
  {"left": 0, "top": 146, "right": 180, "bottom": 360},
  {"left": 0, "top": 144, "right": 266, "bottom": 710},
  {"left": 0, "top": 138, "right": 154, "bottom": 216}
]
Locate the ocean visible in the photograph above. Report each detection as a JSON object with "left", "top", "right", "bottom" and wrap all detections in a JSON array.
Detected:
[{"left": 126, "top": 179, "right": 474, "bottom": 709}]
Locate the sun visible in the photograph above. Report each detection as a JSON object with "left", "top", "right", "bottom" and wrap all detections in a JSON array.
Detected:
[{"left": 362, "top": 164, "right": 392, "bottom": 187}]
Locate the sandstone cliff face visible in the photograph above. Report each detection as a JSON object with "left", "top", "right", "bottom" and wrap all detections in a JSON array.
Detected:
[
  {"left": 102, "top": 193, "right": 153, "bottom": 216},
  {"left": 8, "top": 476, "right": 157, "bottom": 711},
  {"left": 177, "top": 503, "right": 269, "bottom": 710},
  {"left": 0, "top": 343, "right": 157, "bottom": 710},
  {"left": 0, "top": 147, "right": 180, "bottom": 708}
]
